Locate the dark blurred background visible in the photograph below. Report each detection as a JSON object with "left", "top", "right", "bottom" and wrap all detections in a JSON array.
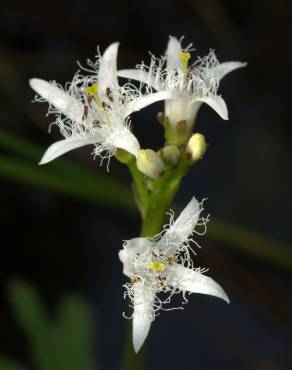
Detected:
[{"left": 0, "top": 0, "right": 291, "bottom": 369}]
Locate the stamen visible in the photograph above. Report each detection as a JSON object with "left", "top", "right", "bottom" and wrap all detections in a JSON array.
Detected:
[
  {"left": 178, "top": 52, "right": 191, "bottom": 74},
  {"left": 82, "top": 105, "right": 88, "bottom": 120},
  {"left": 87, "top": 95, "right": 94, "bottom": 106},
  {"left": 102, "top": 101, "right": 111, "bottom": 111},
  {"left": 131, "top": 275, "right": 141, "bottom": 284},
  {"left": 157, "top": 276, "right": 166, "bottom": 288},
  {"left": 166, "top": 256, "right": 176, "bottom": 264},
  {"left": 106, "top": 87, "right": 114, "bottom": 102},
  {"left": 84, "top": 83, "right": 102, "bottom": 108}
]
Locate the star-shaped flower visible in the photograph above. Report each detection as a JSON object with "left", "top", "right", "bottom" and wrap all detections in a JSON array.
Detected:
[
  {"left": 118, "top": 36, "right": 246, "bottom": 144},
  {"left": 119, "top": 197, "right": 229, "bottom": 353},
  {"left": 30, "top": 42, "right": 170, "bottom": 165}
]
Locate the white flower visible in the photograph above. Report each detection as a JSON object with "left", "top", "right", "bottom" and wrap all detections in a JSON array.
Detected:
[
  {"left": 30, "top": 42, "right": 170, "bottom": 165},
  {"left": 118, "top": 36, "right": 246, "bottom": 143},
  {"left": 119, "top": 197, "right": 229, "bottom": 353}
]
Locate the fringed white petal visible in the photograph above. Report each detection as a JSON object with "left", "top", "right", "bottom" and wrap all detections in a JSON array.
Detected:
[
  {"left": 166, "top": 36, "right": 183, "bottom": 70},
  {"left": 39, "top": 135, "right": 97, "bottom": 165},
  {"left": 157, "top": 197, "right": 201, "bottom": 255},
  {"left": 122, "top": 91, "right": 172, "bottom": 118},
  {"left": 119, "top": 238, "right": 152, "bottom": 277},
  {"left": 98, "top": 42, "right": 120, "bottom": 101},
  {"left": 117, "top": 69, "right": 158, "bottom": 90},
  {"left": 213, "top": 61, "right": 247, "bottom": 80},
  {"left": 29, "top": 78, "right": 83, "bottom": 121},
  {"left": 107, "top": 125, "right": 140, "bottom": 157},
  {"left": 191, "top": 95, "right": 229, "bottom": 120},
  {"left": 133, "top": 283, "right": 155, "bottom": 353},
  {"left": 168, "top": 264, "right": 230, "bottom": 303}
]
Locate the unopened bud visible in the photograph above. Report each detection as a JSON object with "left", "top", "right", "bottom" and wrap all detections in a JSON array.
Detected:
[
  {"left": 186, "top": 133, "right": 207, "bottom": 162},
  {"left": 160, "top": 145, "right": 180, "bottom": 167},
  {"left": 137, "top": 149, "right": 165, "bottom": 179}
]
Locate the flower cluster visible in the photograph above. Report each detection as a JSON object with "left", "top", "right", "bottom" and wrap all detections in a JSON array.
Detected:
[
  {"left": 30, "top": 36, "right": 245, "bottom": 353},
  {"left": 30, "top": 36, "right": 245, "bottom": 175}
]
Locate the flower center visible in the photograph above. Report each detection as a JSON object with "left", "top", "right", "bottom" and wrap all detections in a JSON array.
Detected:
[{"left": 148, "top": 261, "right": 165, "bottom": 271}]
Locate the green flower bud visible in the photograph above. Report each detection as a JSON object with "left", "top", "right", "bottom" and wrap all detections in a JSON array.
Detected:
[{"left": 160, "top": 145, "right": 181, "bottom": 167}]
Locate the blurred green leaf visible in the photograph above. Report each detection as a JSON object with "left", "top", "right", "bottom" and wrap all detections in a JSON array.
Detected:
[
  {"left": 9, "top": 281, "right": 49, "bottom": 335},
  {"left": 53, "top": 296, "right": 95, "bottom": 370},
  {"left": 208, "top": 220, "right": 292, "bottom": 271},
  {"left": 8, "top": 281, "right": 96, "bottom": 370},
  {"left": 9, "top": 281, "right": 54, "bottom": 370},
  {"left": 0, "top": 358, "right": 28, "bottom": 370},
  {"left": 0, "top": 128, "right": 42, "bottom": 161},
  {"left": 0, "top": 128, "right": 134, "bottom": 211},
  {"left": 0, "top": 154, "right": 134, "bottom": 211}
]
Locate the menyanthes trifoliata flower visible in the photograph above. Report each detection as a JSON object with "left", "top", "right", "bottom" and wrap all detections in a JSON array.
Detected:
[
  {"left": 30, "top": 43, "right": 170, "bottom": 166},
  {"left": 118, "top": 36, "right": 246, "bottom": 145},
  {"left": 119, "top": 197, "right": 229, "bottom": 353}
]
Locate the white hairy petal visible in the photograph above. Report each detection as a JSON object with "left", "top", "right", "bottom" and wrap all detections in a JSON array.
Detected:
[
  {"left": 191, "top": 95, "right": 229, "bottom": 120},
  {"left": 157, "top": 197, "right": 200, "bottom": 255},
  {"left": 117, "top": 69, "right": 160, "bottom": 90},
  {"left": 119, "top": 238, "right": 152, "bottom": 277},
  {"left": 39, "top": 135, "right": 97, "bottom": 165},
  {"left": 29, "top": 78, "right": 83, "bottom": 121},
  {"left": 107, "top": 126, "right": 140, "bottom": 157},
  {"left": 167, "top": 263, "right": 230, "bottom": 303},
  {"left": 166, "top": 36, "right": 183, "bottom": 70},
  {"left": 133, "top": 283, "right": 155, "bottom": 353},
  {"left": 122, "top": 91, "right": 172, "bottom": 118},
  {"left": 213, "top": 61, "right": 247, "bottom": 80},
  {"left": 98, "top": 42, "right": 120, "bottom": 100}
]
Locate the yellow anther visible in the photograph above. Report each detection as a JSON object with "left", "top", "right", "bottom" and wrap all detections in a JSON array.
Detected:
[
  {"left": 166, "top": 256, "right": 176, "bottom": 264},
  {"left": 131, "top": 275, "right": 141, "bottom": 284},
  {"left": 178, "top": 52, "right": 191, "bottom": 74},
  {"left": 148, "top": 261, "right": 165, "bottom": 271},
  {"left": 85, "top": 83, "right": 99, "bottom": 96},
  {"left": 84, "top": 83, "right": 102, "bottom": 109}
]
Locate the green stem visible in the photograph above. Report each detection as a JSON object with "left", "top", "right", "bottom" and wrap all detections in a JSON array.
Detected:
[
  {"left": 141, "top": 157, "right": 188, "bottom": 236},
  {"left": 127, "top": 159, "right": 149, "bottom": 219},
  {"left": 140, "top": 178, "right": 181, "bottom": 236}
]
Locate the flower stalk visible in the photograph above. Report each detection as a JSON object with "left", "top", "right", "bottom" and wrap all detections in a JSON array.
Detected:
[{"left": 121, "top": 190, "right": 177, "bottom": 370}]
